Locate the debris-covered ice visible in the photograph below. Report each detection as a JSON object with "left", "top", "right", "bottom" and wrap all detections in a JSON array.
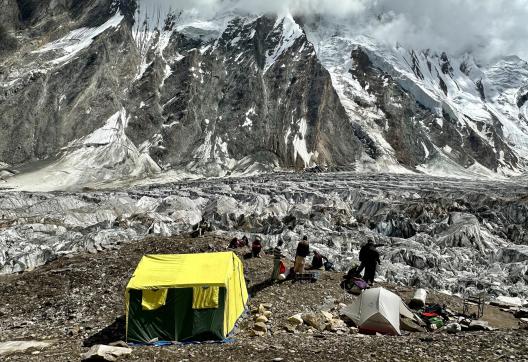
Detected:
[{"left": 1, "top": 172, "right": 527, "bottom": 300}]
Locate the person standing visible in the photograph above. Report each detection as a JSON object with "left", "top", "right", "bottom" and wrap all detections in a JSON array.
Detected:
[
  {"left": 294, "top": 236, "right": 310, "bottom": 274},
  {"left": 251, "top": 237, "right": 262, "bottom": 258},
  {"left": 271, "top": 239, "right": 285, "bottom": 280},
  {"left": 361, "top": 240, "right": 381, "bottom": 285}
]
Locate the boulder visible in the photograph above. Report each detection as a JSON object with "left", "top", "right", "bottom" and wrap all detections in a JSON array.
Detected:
[
  {"left": 81, "top": 345, "right": 132, "bottom": 361},
  {"left": 401, "top": 317, "right": 426, "bottom": 333},
  {"left": 283, "top": 323, "right": 297, "bottom": 333},
  {"left": 255, "top": 315, "right": 269, "bottom": 324},
  {"left": 514, "top": 308, "right": 528, "bottom": 319},
  {"left": 519, "top": 318, "right": 528, "bottom": 329},
  {"left": 326, "top": 318, "right": 348, "bottom": 332},
  {"left": 250, "top": 330, "right": 265, "bottom": 337},
  {"left": 302, "top": 313, "right": 327, "bottom": 331},
  {"left": 253, "top": 322, "right": 268, "bottom": 333},
  {"left": 287, "top": 314, "right": 304, "bottom": 326},
  {"left": 321, "top": 311, "right": 334, "bottom": 322}
]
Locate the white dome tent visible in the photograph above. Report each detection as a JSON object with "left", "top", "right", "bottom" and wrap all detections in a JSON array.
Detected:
[{"left": 343, "top": 287, "right": 416, "bottom": 335}]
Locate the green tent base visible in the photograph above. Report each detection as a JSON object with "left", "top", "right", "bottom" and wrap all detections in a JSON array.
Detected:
[{"left": 127, "top": 288, "right": 228, "bottom": 343}]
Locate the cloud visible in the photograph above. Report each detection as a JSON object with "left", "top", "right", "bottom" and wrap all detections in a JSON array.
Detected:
[
  {"left": 135, "top": 0, "right": 528, "bottom": 61},
  {"left": 361, "top": 0, "right": 528, "bottom": 61}
]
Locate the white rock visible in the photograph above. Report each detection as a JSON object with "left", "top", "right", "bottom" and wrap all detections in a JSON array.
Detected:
[
  {"left": 321, "top": 310, "right": 334, "bottom": 322},
  {"left": 0, "top": 341, "right": 53, "bottom": 356},
  {"left": 446, "top": 323, "right": 462, "bottom": 334},
  {"left": 81, "top": 344, "right": 132, "bottom": 361}
]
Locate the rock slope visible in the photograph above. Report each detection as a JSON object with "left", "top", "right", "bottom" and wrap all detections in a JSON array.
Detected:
[{"left": 1, "top": 1, "right": 528, "bottom": 189}]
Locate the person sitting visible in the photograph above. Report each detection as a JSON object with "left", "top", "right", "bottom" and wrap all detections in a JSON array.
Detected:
[
  {"left": 307, "top": 250, "right": 328, "bottom": 270},
  {"left": 191, "top": 218, "right": 210, "bottom": 238},
  {"left": 228, "top": 237, "right": 239, "bottom": 249},
  {"left": 241, "top": 235, "right": 249, "bottom": 247},
  {"left": 252, "top": 237, "right": 263, "bottom": 258},
  {"left": 340, "top": 264, "right": 369, "bottom": 292}
]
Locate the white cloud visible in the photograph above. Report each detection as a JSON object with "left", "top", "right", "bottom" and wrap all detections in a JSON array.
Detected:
[{"left": 135, "top": 0, "right": 528, "bottom": 61}]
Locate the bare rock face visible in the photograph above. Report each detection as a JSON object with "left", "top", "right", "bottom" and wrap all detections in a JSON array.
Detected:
[
  {"left": 2, "top": 1, "right": 528, "bottom": 189},
  {"left": 347, "top": 46, "right": 520, "bottom": 173},
  {"left": 0, "top": 1, "right": 373, "bottom": 188}
]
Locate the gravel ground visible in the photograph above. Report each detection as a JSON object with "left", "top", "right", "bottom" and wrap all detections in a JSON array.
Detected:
[{"left": 0, "top": 235, "right": 526, "bottom": 361}]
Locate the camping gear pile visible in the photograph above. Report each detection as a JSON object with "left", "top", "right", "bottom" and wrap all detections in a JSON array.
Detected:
[
  {"left": 125, "top": 252, "right": 248, "bottom": 344},
  {"left": 340, "top": 267, "right": 369, "bottom": 295},
  {"left": 407, "top": 290, "right": 496, "bottom": 333},
  {"left": 341, "top": 287, "right": 499, "bottom": 336}
]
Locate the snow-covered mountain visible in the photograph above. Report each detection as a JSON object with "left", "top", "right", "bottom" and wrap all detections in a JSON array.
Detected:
[{"left": 1, "top": 0, "right": 528, "bottom": 190}]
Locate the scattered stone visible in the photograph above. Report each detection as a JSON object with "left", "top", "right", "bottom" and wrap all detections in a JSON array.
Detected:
[
  {"left": 258, "top": 304, "right": 267, "bottom": 315},
  {"left": 81, "top": 344, "right": 132, "bottom": 361},
  {"left": 263, "top": 311, "right": 272, "bottom": 318}
]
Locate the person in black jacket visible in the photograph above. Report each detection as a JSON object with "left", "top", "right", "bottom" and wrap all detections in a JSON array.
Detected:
[
  {"left": 308, "top": 250, "right": 328, "bottom": 270},
  {"left": 294, "top": 236, "right": 310, "bottom": 273},
  {"left": 359, "top": 239, "right": 381, "bottom": 285},
  {"left": 252, "top": 237, "right": 263, "bottom": 258}
]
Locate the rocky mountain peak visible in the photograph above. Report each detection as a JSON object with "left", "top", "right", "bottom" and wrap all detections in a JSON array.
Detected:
[{"left": 1, "top": 1, "right": 528, "bottom": 190}]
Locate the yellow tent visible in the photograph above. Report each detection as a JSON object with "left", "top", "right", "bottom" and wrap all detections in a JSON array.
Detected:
[{"left": 125, "top": 252, "right": 248, "bottom": 343}]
